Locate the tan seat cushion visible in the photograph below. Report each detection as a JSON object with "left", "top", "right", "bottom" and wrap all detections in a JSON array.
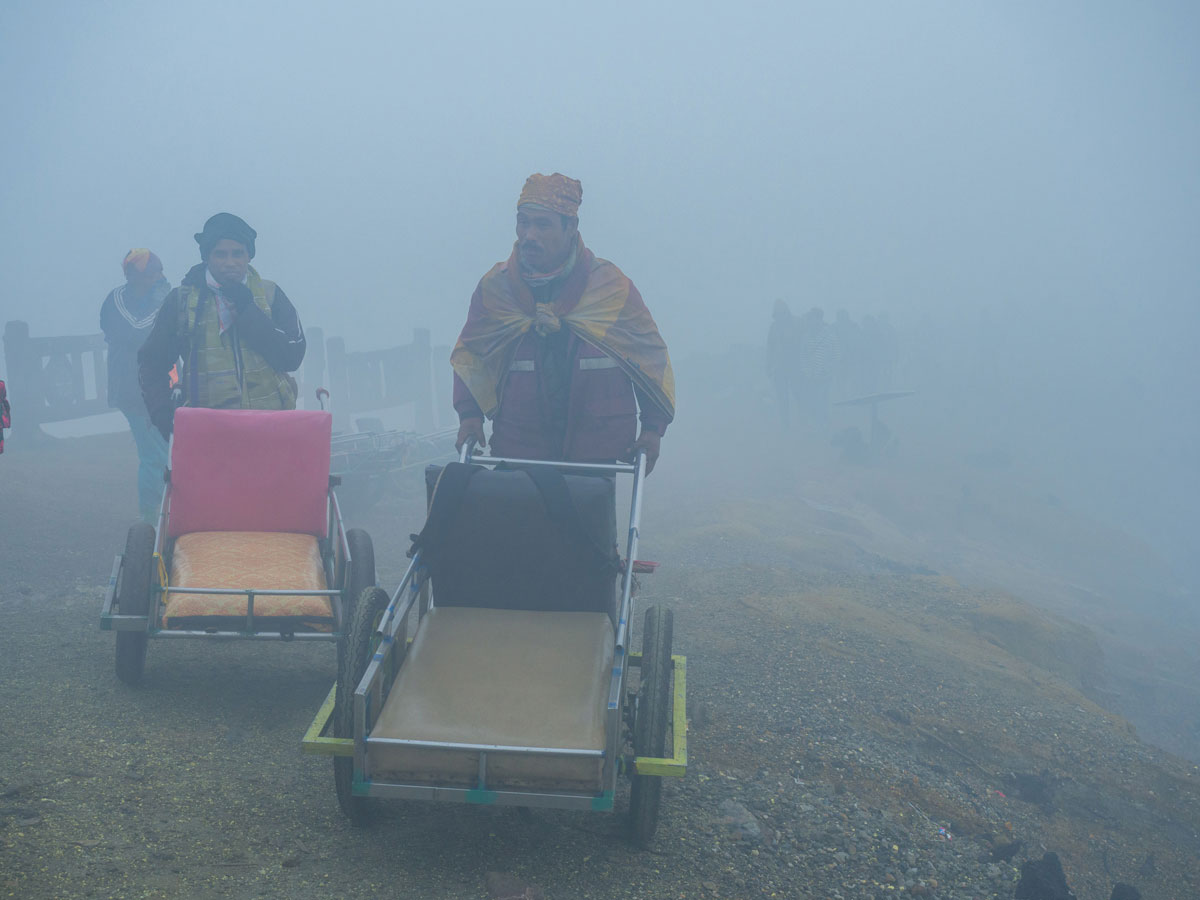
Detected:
[
  {"left": 369, "top": 607, "right": 614, "bottom": 792},
  {"left": 164, "top": 531, "right": 331, "bottom": 629}
]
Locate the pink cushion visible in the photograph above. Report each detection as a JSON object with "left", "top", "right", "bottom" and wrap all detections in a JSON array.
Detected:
[{"left": 168, "top": 408, "right": 332, "bottom": 538}]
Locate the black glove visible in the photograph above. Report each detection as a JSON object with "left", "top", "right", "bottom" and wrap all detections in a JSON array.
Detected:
[{"left": 222, "top": 281, "right": 255, "bottom": 312}]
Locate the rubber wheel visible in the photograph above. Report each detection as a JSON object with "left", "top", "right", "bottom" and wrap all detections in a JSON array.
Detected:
[
  {"left": 337, "top": 529, "right": 376, "bottom": 673},
  {"left": 629, "top": 604, "right": 673, "bottom": 847},
  {"left": 334, "top": 584, "right": 391, "bottom": 825},
  {"left": 115, "top": 523, "right": 156, "bottom": 686}
]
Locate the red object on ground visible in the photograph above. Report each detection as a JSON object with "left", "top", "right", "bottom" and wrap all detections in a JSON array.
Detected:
[
  {"left": 632, "top": 560, "right": 659, "bottom": 574},
  {"left": 167, "top": 408, "right": 332, "bottom": 538}
]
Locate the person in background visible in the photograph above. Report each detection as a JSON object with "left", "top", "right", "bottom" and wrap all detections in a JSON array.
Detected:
[
  {"left": 101, "top": 249, "right": 171, "bottom": 522},
  {"left": 451, "top": 173, "right": 674, "bottom": 472},
  {"left": 833, "top": 308, "right": 862, "bottom": 399},
  {"left": 138, "top": 213, "right": 306, "bottom": 440},
  {"left": 0, "top": 378, "right": 9, "bottom": 455},
  {"left": 795, "top": 306, "right": 840, "bottom": 428},
  {"left": 767, "top": 299, "right": 797, "bottom": 430}
]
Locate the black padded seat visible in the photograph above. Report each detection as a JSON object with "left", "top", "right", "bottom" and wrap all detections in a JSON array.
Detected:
[{"left": 417, "top": 464, "right": 618, "bottom": 618}]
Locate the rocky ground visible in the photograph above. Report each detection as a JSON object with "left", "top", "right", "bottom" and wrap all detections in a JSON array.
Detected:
[{"left": 1, "top": 419, "right": 1198, "bottom": 899}]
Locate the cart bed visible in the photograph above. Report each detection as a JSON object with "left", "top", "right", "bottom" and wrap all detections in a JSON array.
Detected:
[{"left": 368, "top": 607, "right": 614, "bottom": 792}]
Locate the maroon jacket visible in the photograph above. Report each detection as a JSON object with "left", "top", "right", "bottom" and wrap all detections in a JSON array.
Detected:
[
  {"left": 452, "top": 255, "right": 672, "bottom": 461},
  {"left": 454, "top": 332, "right": 670, "bottom": 462}
]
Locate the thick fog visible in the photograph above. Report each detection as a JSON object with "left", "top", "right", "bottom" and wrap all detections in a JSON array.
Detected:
[{"left": 1, "top": 0, "right": 1197, "bottom": 584}]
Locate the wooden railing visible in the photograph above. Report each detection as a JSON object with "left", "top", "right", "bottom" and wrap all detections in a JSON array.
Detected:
[
  {"left": 2, "top": 321, "right": 109, "bottom": 436},
  {"left": 2, "top": 320, "right": 455, "bottom": 440}
]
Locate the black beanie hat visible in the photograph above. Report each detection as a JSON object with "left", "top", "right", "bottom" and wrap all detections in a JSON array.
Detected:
[{"left": 195, "top": 212, "right": 257, "bottom": 260}]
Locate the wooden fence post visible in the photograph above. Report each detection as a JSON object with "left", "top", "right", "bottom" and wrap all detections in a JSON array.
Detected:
[
  {"left": 433, "top": 344, "right": 453, "bottom": 429},
  {"left": 326, "top": 335, "right": 349, "bottom": 433},
  {"left": 413, "top": 328, "right": 434, "bottom": 433}
]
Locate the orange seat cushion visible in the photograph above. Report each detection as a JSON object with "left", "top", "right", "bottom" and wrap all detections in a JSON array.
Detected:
[{"left": 164, "top": 532, "right": 331, "bottom": 630}]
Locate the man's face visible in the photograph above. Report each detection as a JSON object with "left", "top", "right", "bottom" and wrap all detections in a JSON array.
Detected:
[
  {"left": 207, "top": 239, "right": 250, "bottom": 286},
  {"left": 516, "top": 206, "right": 576, "bottom": 272},
  {"left": 126, "top": 264, "right": 162, "bottom": 291}
]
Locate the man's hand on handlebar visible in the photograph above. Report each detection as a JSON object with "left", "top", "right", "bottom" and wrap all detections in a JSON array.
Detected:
[
  {"left": 456, "top": 416, "right": 486, "bottom": 452},
  {"left": 628, "top": 428, "right": 661, "bottom": 475}
]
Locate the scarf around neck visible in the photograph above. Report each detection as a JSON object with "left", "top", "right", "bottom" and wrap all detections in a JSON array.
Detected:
[
  {"left": 206, "top": 267, "right": 247, "bottom": 334},
  {"left": 518, "top": 234, "right": 580, "bottom": 289}
]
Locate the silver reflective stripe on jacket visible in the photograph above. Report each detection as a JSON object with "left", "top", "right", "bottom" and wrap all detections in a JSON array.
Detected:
[{"left": 578, "top": 357, "right": 618, "bottom": 370}]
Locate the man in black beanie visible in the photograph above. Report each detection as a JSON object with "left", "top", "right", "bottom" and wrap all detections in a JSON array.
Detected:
[{"left": 138, "top": 213, "right": 306, "bottom": 438}]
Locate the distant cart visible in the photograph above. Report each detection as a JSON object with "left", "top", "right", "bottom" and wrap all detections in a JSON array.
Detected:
[
  {"left": 329, "top": 424, "right": 457, "bottom": 513},
  {"left": 833, "top": 390, "right": 914, "bottom": 461},
  {"left": 100, "top": 408, "right": 374, "bottom": 685},
  {"left": 316, "top": 388, "right": 458, "bottom": 513},
  {"left": 303, "top": 445, "right": 687, "bottom": 846}
]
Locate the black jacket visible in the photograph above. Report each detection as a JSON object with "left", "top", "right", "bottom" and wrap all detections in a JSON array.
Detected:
[{"left": 137, "top": 263, "right": 305, "bottom": 434}]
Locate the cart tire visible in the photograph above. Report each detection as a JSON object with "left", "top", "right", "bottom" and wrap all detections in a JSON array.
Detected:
[
  {"left": 629, "top": 604, "right": 673, "bottom": 847},
  {"left": 334, "top": 584, "right": 391, "bottom": 825},
  {"left": 338, "top": 529, "right": 376, "bottom": 673},
  {"left": 115, "top": 523, "right": 156, "bottom": 686}
]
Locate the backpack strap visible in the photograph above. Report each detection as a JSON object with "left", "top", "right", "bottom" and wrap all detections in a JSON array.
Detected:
[
  {"left": 407, "top": 462, "right": 483, "bottom": 563},
  {"left": 518, "top": 465, "right": 620, "bottom": 575}
]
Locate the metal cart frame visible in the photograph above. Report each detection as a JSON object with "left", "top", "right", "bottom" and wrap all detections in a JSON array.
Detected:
[
  {"left": 302, "top": 449, "right": 686, "bottom": 824},
  {"left": 101, "top": 480, "right": 360, "bottom": 644}
]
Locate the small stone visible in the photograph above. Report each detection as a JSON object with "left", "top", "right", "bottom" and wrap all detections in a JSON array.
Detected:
[
  {"left": 485, "top": 872, "right": 545, "bottom": 900},
  {"left": 717, "top": 799, "right": 763, "bottom": 845}
]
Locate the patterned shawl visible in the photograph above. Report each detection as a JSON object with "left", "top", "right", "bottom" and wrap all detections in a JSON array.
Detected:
[{"left": 452, "top": 238, "right": 675, "bottom": 420}]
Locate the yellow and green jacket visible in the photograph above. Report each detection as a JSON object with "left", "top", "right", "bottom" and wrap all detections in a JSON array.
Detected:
[{"left": 137, "top": 263, "right": 306, "bottom": 434}]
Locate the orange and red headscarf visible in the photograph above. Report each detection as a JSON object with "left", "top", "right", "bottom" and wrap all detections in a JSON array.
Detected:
[
  {"left": 518, "top": 173, "right": 582, "bottom": 217},
  {"left": 122, "top": 248, "right": 162, "bottom": 276}
]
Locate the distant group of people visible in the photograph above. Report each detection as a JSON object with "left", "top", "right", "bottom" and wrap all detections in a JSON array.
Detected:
[
  {"left": 766, "top": 301, "right": 898, "bottom": 430},
  {"left": 99, "top": 174, "right": 675, "bottom": 523}
]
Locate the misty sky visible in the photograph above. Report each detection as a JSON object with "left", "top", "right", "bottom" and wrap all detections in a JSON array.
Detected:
[
  {"left": 2, "top": 1, "right": 1197, "bottom": 573},
  {"left": 2, "top": 1, "right": 1195, "bottom": 357}
]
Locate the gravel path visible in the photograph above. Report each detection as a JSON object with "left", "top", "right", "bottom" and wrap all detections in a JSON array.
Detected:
[{"left": 1, "top": 432, "right": 1198, "bottom": 899}]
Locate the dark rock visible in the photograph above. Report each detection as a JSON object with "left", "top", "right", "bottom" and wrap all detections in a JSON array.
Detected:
[
  {"left": 485, "top": 871, "right": 545, "bottom": 900},
  {"left": 1014, "top": 852, "right": 1076, "bottom": 900},
  {"left": 1006, "top": 771, "right": 1057, "bottom": 808},
  {"left": 1110, "top": 884, "right": 1141, "bottom": 900},
  {"left": 717, "top": 799, "right": 762, "bottom": 844},
  {"left": 991, "top": 839, "right": 1024, "bottom": 862}
]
